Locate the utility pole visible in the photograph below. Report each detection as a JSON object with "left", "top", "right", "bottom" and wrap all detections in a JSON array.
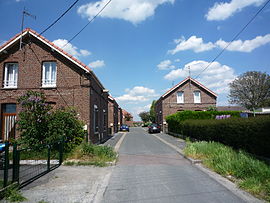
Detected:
[{"left": 20, "top": 7, "right": 36, "bottom": 50}]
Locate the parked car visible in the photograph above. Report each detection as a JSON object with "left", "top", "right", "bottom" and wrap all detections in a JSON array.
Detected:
[
  {"left": 148, "top": 123, "right": 161, "bottom": 134},
  {"left": 120, "top": 124, "right": 129, "bottom": 132}
]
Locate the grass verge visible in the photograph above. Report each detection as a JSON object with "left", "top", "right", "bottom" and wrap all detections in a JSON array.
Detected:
[
  {"left": 3, "top": 186, "right": 27, "bottom": 202},
  {"left": 184, "top": 141, "right": 270, "bottom": 201},
  {"left": 64, "top": 143, "right": 117, "bottom": 167}
]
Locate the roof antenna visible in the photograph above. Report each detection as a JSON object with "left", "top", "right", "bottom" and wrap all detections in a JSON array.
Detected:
[
  {"left": 20, "top": 7, "right": 36, "bottom": 50},
  {"left": 188, "top": 66, "right": 191, "bottom": 88},
  {"left": 172, "top": 81, "right": 174, "bottom": 87}
]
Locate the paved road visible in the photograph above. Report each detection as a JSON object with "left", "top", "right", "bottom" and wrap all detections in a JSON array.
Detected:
[{"left": 102, "top": 127, "right": 245, "bottom": 203}]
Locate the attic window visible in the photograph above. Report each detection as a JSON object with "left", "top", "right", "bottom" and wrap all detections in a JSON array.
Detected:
[
  {"left": 42, "top": 62, "right": 56, "bottom": 87},
  {"left": 194, "top": 91, "right": 201, "bottom": 103},
  {"left": 177, "top": 91, "right": 184, "bottom": 103},
  {"left": 4, "top": 63, "right": 18, "bottom": 88}
]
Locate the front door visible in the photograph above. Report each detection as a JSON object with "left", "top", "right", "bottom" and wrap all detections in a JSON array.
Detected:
[{"left": 1, "top": 104, "right": 16, "bottom": 141}]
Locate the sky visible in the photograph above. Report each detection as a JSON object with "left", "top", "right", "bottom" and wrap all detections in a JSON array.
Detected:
[{"left": 1, "top": 0, "right": 270, "bottom": 120}]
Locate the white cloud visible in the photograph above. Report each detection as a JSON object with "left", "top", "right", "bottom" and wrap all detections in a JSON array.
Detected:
[
  {"left": 174, "top": 59, "right": 180, "bottom": 62},
  {"left": 52, "top": 39, "right": 91, "bottom": 58},
  {"left": 168, "top": 36, "right": 215, "bottom": 54},
  {"left": 77, "top": 0, "right": 174, "bottom": 24},
  {"left": 164, "top": 60, "right": 236, "bottom": 94},
  {"left": 206, "top": 0, "right": 265, "bottom": 21},
  {"left": 216, "top": 34, "right": 270, "bottom": 52},
  {"left": 88, "top": 60, "right": 105, "bottom": 68},
  {"left": 135, "top": 104, "right": 151, "bottom": 114},
  {"left": 157, "top": 60, "right": 175, "bottom": 70},
  {"left": 115, "top": 86, "right": 157, "bottom": 102}
]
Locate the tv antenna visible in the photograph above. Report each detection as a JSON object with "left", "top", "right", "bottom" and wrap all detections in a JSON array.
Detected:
[{"left": 20, "top": 7, "right": 36, "bottom": 50}]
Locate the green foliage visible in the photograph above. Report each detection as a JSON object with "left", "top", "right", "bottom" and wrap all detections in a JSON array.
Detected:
[
  {"left": 139, "top": 111, "right": 151, "bottom": 123},
  {"left": 149, "top": 100, "right": 156, "bottom": 122},
  {"left": 17, "top": 91, "right": 52, "bottom": 147},
  {"left": 206, "top": 105, "right": 217, "bottom": 111},
  {"left": 166, "top": 110, "right": 240, "bottom": 134},
  {"left": 17, "top": 91, "right": 85, "bottom": 152},
  {"left": 4, "top": 187, "right": 27, "bottom": 202},
  {"left": 181, "top": 116, "right": 270, "bottom": 157},
  {"left": 65, "top": 143, "right": 117, "bottom": 167},
  {"left": 184, "top": 141, "right": 270, "bottom": 201},
  {"left": 229, "top": 71, "right": 270, "bottom": 110},
  {"left": 46, "top": 108, "right": 85, "bottom": 152}
]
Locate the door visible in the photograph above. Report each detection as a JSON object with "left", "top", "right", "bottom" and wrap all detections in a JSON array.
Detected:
[{"left": 1, "top": 104, "right": 16, "bottom": 141}]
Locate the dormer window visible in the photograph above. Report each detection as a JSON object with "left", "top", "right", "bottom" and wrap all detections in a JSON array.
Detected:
[
  {"left": 42, "top": 62, "right": 56, "bottom": 87},
  {"left": 4, "top": 63, "right": 18, "bottom": 88},
  {"left": 194, "top": 91, "right": 201, "bottom": 103},
  {"left": 177, "top": 91, "right": 184, "bottom": 103}
]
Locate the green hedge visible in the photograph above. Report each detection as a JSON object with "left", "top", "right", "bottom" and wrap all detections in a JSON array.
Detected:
[
  {"left": 181, "top": 116, "right": 270, "bottom": 157},
  {"left": 166, "top": 110, "right": 240, "bottom": 134}
]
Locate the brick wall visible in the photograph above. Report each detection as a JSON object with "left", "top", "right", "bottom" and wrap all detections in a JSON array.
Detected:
[{"left": 0, "top": 34, "right": 108, "bottom": 143}]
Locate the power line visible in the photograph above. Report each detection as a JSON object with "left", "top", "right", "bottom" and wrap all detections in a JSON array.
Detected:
[
  {"left": 39, "top": 0, "right": 80, "bottom": 35},
  {"left": 195, "top": 0, "right": 270, "bottom": 79},
  {"left": 63, "top": 0, "right": 112, "bottom": 48}
]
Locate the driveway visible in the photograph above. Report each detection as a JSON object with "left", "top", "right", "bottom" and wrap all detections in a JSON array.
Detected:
[{"left": 100, "top": 127, "right": 246, "bottom": 203}]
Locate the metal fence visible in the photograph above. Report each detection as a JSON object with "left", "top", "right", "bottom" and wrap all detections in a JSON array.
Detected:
[{"left": 0, "top": 139, "right": 63, "bottom": 192}]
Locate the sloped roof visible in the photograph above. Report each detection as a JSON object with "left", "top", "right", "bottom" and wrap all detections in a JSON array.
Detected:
[
  {"left": 0, "top": 28, "right": 105, "bottom": 89},
  {"left": 161, "top": 77, "right": 217, "bottom": 98}
]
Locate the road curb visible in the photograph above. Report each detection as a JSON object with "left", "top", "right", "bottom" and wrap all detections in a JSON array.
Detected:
[
  {"left": 114, "top": 132, "right": 127, "bottom": 152},
  {"left": 151, "top": 134, "right": 201, "bottom": 164},
  {"left": 151, "top": 133, "right": 263, "bottom": 203}
]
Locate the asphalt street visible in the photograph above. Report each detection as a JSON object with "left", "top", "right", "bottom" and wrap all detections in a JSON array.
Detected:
[{"left": 102, "top": 127, "right": 245, "bottom": 203}]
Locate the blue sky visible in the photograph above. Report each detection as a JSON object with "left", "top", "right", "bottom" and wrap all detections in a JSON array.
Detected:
[{"left": 1, "top": 0, "right": 270, "bottom": 120}]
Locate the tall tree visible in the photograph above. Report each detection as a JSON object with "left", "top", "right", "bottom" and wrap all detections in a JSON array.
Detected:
[
  {"left": 228, "top": 71, "right": 270, "bottom": 110},
  {"left": 139, "top": 111, "right": 151, "bottom": 123},
  {"left": 149, "top": 100, "right": 156, "bottom": 122}
]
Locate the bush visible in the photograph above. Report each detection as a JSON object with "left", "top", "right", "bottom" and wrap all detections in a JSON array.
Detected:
[
  {"left": 181, "top": 116, "right": 270, "bottom": 157},
  {"left": 17, "top": 91, "right": 85, "bottom": 152},
  {"left": 166, "top": 110, "right": 240, "bottom": 134},
  {"left": 46, "top": 108, "right": 85, "bottom": 152}
]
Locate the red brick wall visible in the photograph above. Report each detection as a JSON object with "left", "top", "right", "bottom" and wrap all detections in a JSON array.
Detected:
[
  {"left": 155, "top": 80, "right": 216, "bottom": 129},
  {"left": 0, "top": 35, "right": 108, "bottom": 143}
]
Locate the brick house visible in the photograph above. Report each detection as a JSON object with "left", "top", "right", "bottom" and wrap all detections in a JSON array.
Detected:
[
  {"left": 155, "top": 77, "right": 217, "bottom": 129},
  {"left": 0, "top": 28, "right": 109, "bottom": 143},
  {"left": 108, "top": 96, "right": 119, "bottom": 135},
  {"left": 118, "top": 107, "right": 123, "bottom": 127}
]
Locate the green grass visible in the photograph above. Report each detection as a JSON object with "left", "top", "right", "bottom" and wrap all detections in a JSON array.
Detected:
[
  {"left": 10, "top": 148, "right": 59, "bottom": 160},
  {"left": 64, "top": 143, "right": 117, "bottom": 167},
  {"left": 184, "top": 141, "right": 270, "bottom": 201},
  {"left": 4, "top": 187, "right": 27, "bottom": 202}
]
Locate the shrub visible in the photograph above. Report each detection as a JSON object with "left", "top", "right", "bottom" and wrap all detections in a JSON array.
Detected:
[
  {"left": 166, "top": 110, "right": 240, "bottom": 134},
  {"left": 17, "top": 91, "right": 85, "bottom": 152},
  {"left": 17, "top": 91, "right": 52, "bottom": 148},
  {"left": 181, "top": 116, "right": 270, "bottom": 157}
]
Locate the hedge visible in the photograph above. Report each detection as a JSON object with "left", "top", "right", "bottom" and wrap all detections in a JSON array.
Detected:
[
  {"left": 166, "top": 110, "right": 241, "bottom": 134},
  {"left": 181, "top": 116, "right": 270, "bottom": 157}
]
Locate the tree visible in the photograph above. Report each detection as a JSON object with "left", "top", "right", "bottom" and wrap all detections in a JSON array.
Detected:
[
  {"left": 228, "top": 71, "right": 270, "bottom": 110},
  {"left": 149, "top": 100, "right": 156, "bottom": 122},
  {"left": 139, "top": 111, "right": 151, "bottom": 123},
  {"left": 125, "top": 112, "right": 133, "bottom": 121}
]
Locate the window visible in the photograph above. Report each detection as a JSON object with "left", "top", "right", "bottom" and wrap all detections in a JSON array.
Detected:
[
  {"left": 93, "top": 105, "right": 99, "bottom": 133},
  {"left": 194, "top": 91, "right": 201, "bottom": 103},
  {"left": 4, "top": 63, "right": 18, "bottom": 88},
  {"left": 177, "top": 91, "right": 184, "bottom": 103},
  {"left": 42, "top": 62, "right": 56, "bottom": 87},
  {"left": 103, "top": 109, "right": 106, "bottom": 131}
]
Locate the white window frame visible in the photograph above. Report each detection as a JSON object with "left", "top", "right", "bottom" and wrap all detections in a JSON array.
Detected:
[
  {"left": 42, "top": 62, "right": 57, "bottom": 87},
  {"left": 177, "top": 91, "right": 184, "bottom": 104},
  {"left": 194, "top": 91, "right": 201, "bottom": 103},
  {"left": 4, "top": 63, "right": 18, "bottom": 88}
]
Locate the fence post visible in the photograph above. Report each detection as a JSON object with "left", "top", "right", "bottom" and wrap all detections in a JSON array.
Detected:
[
  {"left": 59, "top": 138, "right": 64, "bottom": 165},
  {"left": 3, "top": 141, "right": 9, "bottom": 187},
  {"left": 47, "top": 145, "right": 51, "bottom": 172},
  {"left": 12, "top": 143, "right": 20, "bottom": 183}
]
